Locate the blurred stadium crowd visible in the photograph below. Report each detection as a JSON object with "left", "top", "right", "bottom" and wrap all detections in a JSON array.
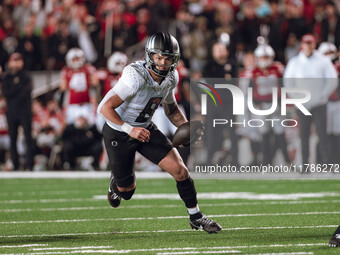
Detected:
[{"left": 0, "top": 0, "right": 339, "bottom": 171}]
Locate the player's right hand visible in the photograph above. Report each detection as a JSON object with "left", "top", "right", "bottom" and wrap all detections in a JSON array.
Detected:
[{"left": 129, "top": 127, "right": 150, "bottom": 143}]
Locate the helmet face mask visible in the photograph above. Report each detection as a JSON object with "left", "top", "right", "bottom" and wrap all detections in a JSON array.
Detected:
[{"left": 145, "top": 32, "right": 180, "bottom": 77}]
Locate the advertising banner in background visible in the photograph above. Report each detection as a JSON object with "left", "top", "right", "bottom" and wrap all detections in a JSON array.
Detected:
[{"left": 190, "top": 78, "right": 340, "bottom": 175}]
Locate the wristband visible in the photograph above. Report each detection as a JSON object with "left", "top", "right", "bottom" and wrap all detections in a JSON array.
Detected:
[{"left": 121, "top": 122, "right": 133, "bottom": 135}]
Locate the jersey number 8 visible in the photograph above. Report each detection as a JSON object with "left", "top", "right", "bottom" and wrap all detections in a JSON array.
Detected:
[{"left": 135, "top": 97, "right": 162, "bottom": 123}]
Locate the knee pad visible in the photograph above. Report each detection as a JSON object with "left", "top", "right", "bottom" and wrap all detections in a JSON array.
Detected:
[{"left": 120, "top": 188, "right": 135, "bottom": 200}]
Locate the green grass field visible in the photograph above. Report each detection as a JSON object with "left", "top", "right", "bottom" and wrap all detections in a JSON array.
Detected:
[{"left": 1, "top": 176, "right": 340, "bottom": 254}]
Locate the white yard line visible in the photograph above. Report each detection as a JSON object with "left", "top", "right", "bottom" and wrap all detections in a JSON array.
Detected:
[
  {"left": 0, "top": 190, "right": 89, "bottom": 197},
  {"left": 93, "top": 192, "right": 340, "bottom": 201},
  {"left": 0, "top": 244, "right": 48, "bottom": 248},
  {"left": 0, "top": 207, "right": 108, "bottom": 213},
  {"left": 157, "top": 251, "right": 241, "bottom": 254},
  {"left": 32, "top": 246, "right": 114, "bottom": 251},
  {"left": 246, "top": 253, "right": 313, "bottom": 255},
  {"left": 0, "top": 208, "right": 34, "bottom": 212},
  {"left": 2, "top": 199, "right": 340, "bottom": 213},
  {"left": 10, "top": 244, "right": 326, "bottom": 255},
  {"left": 0, "top": 198, "right": 100, "bottom": 204},
  {"left": 1, "top": 211, "right": 340, "bottom": 224},
  {"left": 32, "top": 243, "right": 327, "bottom": 252},
  {"left": 202, "top": 199, "right": 340, "bottom": 207},
  {"left": 1, "top": 198, "right": 340, "bottom": 207},
  {"left": 31, "top": 246, "right": 238, "bottom": 252},
  {"left": 0, "top": 226, "right": 336, "bottom": 238},
  {"left": 31, "top": 249, "right": 241, "bottom": 254},
  {"left": 0, "top": 230, "right": 190, "bottom": 239},
  {"left": 25, "top": 250, "right": 311, "bottom": 255},
  {"left": 4, "top": 189, "right": 337, "bottom": 200}
]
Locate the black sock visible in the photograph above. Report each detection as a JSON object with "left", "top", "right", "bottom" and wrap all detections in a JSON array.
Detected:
[
  {"left": 190, "top": 211, "right": 203, "bottom": 220},
  {"left": 176, "top": 177, "right": 198, "bottom": 208}
]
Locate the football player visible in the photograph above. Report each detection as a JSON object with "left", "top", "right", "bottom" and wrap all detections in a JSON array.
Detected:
[
  {"left": 98, "top": 52, "right": 128, "bottom": 98},
  {"left": 250, "top": 44, "right": 290, "bottom": 165},
  {"left": 318, "top": 42, "right": 340, "bottom": 165},
  {"left": 59, "top": 48, "right": 99, "bottom": 125},
  {"left": 97, "top": 32, "right": 222, "bottom": 234}
]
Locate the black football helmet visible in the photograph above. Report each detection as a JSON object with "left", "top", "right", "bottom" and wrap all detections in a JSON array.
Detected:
[{"left": 145, "top": 32, "right": 180, "bottom": 77}]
